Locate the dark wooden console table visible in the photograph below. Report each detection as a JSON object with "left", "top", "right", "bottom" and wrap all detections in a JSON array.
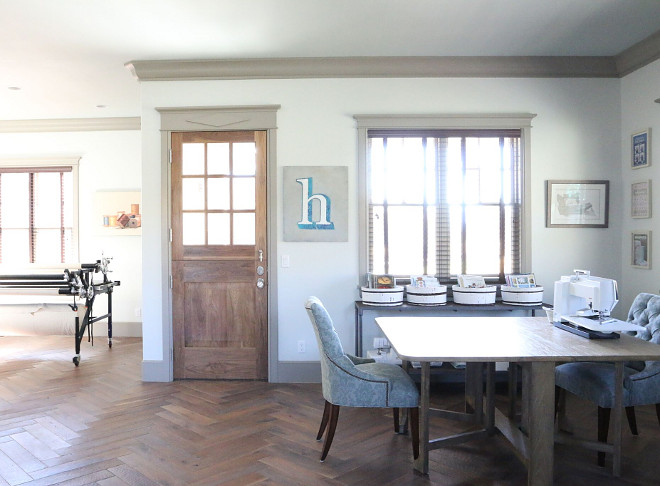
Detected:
[{"left": 354, "top": 300, "right": 543, "bottom": 356}]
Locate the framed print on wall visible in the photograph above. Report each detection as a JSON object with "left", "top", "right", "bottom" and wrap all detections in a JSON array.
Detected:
[
  {"left": 631, "top": 180, "right": 652, "bottom": 218},
  {"left": 632, "top": 128, "right": 651, "bottom": 169},
  {"left": 631, "top": 230, "right": 651, "bottom": 269},
  {"left": 546, "top": 180, "right": 609, "bottom": 228}
]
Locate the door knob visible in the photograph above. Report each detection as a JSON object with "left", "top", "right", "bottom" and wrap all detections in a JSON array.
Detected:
[{"left": 256, "top": 278, "right": 265, "bottom": 289}]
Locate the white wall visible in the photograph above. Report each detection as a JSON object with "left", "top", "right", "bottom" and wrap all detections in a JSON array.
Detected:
[
  {"left": 140, "top": 76, "right": 622, "bottom": 377},
  {"left": 0, "top": 129, "right": 142, "bottom": 332},
  {"left": 620, "top": 59, "right": 660, "bottom": 314}
]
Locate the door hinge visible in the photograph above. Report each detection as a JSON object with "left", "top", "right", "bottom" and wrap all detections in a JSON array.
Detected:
[
  {"left": 168, "top": 148, "right": 172, "bottom": 165},
  {"left": 169, "top": 227, "right": 173, "bottom": 242},
  {"left": 169, "top": 275, "right": 173, "bottom": 289}
]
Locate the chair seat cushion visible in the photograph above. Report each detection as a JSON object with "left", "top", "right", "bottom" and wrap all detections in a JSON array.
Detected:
[
  {"left": 555, "top": 362, "right": 640, "bottom": 408},
  {"left": 356, "top": 362, "right": 419, "bottom": 408}
]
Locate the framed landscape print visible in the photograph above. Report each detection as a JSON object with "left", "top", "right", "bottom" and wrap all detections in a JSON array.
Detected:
[{"left": 546, "top": 180, "right": 609, "bottom": 228}]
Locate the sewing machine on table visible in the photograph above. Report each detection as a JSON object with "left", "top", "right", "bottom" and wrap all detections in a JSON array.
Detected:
[{"left": 552, "top": 269, "right": 644, "bottom": 339}]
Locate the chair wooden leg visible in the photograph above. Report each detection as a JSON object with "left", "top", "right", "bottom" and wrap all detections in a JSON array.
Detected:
[
  {"left": 597, "top": 406, "right": 611, "bottom": 467},
  {"left": 656, "top": 403, "right": 660, "bottom": 426},
  {"left": 625, "top": 406, "right": 638, "bottom": 435},
  {"left": 320, "top": 403, "right": 340, "bottom": 462},
  {"left": 316, "top": 400, "right": 331, "bottom": 441},
  {"left": 393, "top": 407, "right": 399, "bottom": 433},
  {"left": 409, "top": 406, "right": 419, "bottom": 459}
]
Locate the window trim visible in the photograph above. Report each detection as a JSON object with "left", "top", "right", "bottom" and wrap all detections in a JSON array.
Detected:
[
  {"left": 0, "top": 157, "right": 80, "bottom": 264},
  {"left": 355, "top": 114, "right": 535, "bottom": 282}
]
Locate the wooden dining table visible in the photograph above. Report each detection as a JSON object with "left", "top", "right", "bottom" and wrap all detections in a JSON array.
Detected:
[{"left": 376, "top": 315, "right": 660, "bottom": 486}]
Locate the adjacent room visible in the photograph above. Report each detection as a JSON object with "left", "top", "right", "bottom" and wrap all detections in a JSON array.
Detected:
[{"left": 1, "top": 1, "right": 659, "bottom": 484}]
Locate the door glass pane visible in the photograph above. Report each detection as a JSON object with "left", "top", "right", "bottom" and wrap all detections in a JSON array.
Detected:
[
  {"left": 207, "top": 178, "right": 230, "bottom": 210},
  {"left": 182, "top": 143, "right": 205, "bottom": 175},
  {"left": 208, "top": 143, "right": 229, "bottom": 175},
  {"left": 182, "top": 213, "right": 205, "bottom": 245},
  {"left": 208, "top": 213, "right": 230, "bottom": 245},
  {"left": 232, "top": 177, "right": 255, "bottom": 210},
  {"left": 182, "top": 178, "right": 205, "bottom": 210},
  {"left": 233, "top": 142, "right": 256, "bottom": 175},
  {"left": 233, "top": 213, "right": 255, "bottom": 245}
]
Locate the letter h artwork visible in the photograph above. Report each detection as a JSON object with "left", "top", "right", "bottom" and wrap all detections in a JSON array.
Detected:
[
  {"left": 296, "top": 177, "right": 335, "bottom": 230},
  {"left": 283, "top": 166, "right": 347, "bottom": 242}
]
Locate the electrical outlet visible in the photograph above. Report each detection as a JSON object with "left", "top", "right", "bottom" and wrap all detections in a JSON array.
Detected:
[{"left": 297, "top": 340, "right": 305, "bottom": 353}]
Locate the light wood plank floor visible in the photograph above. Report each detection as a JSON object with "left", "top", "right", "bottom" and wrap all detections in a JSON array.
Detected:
[{"left": 0, "top": 336, "right": 659, "bottom": 485}]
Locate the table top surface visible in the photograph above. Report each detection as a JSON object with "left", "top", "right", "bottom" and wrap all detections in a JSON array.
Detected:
[{"left": 376, "top": 316, "right": 660, "bottom": 362}]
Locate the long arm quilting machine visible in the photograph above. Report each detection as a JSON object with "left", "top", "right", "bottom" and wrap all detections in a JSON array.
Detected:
[{"left": 0, "top": 257, "right": 120, "bottom": 365}]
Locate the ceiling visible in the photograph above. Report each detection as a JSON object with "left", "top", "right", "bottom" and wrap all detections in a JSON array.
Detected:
[{"left": 1, "top": 0, "right": 659, "bottom": 120}]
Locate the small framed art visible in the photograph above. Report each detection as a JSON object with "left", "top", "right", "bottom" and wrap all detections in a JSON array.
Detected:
[
  {"left": 632, "top": 129, "right": 651, "bottom": 169},
  {"left": 631, "top": 180, "right": 652, "bottom": 218},
  {"left": 631, "top": 230, "right": 651, "bottom": 269}
]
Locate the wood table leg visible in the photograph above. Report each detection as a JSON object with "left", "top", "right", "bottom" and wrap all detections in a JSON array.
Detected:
[
  {"left": 414, "top": 361, "right": 431, "bottom": 475},
  {"left": 526, "top": 361, "right": 555, "bottom": 486},
  {"left": 613, "top": 362, "right": 623, "bottom": 477}
]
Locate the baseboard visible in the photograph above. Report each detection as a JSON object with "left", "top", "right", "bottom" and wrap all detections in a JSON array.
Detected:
[
  {"left": 276, "top": 361, "right": 321, "bottom": 383},
  {"left": 142, "top": 359, "right": 171, "bottom": 382}
]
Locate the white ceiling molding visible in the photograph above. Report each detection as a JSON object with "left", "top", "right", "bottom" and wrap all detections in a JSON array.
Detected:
[
  {"left": 126, "top": 56, "right": 619, "bottom": 81},
  {"left": 615, "top": 30, "right": 660, "bottom": 77},
  {"left": 0, "top": 117, "right": 141, "bottom": 133}
]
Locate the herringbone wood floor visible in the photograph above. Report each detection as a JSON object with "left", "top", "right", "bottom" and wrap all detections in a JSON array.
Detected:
[{"left": 0, "top": 336, "right": 659, "bottom": 485}]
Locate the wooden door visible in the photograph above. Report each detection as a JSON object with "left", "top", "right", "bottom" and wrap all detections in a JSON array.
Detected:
[{"left": 171, "top": 131, "right": 267, "bottom": 380}]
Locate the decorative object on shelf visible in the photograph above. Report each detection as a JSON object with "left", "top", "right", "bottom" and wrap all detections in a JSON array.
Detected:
[
  {"left": 504, "top": 273, "right": 536, "bottom": 287},
  {"left": 631, "top": 128, "right": 651, "bottom": 169},
  {"left": 360, "top": 285, "right": 404, "bottom": 306},
  {"left": 500, "top": 286, "right": 544, "bottom": 306},
  {"left": 631, "top": 180, "right": 652, "bottom": 218},
  {"left": 631, "top": 230, "right": 652, "bottom": 269},
  {"left": 546, "top": 180, "right": 609, "bottom": 228},
  {"left": 405, "top": 284, "right": 448, "bottom": 306}
]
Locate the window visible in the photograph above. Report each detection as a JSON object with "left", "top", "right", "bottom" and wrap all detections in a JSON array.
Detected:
[
  {"left": 0, "top": 159, "right": 79, "bottom": 265},
  {"left": 356, "top": 115, "right": 534, "bottom": 284}
]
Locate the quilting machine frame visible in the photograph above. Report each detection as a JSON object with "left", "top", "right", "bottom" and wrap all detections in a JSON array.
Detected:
[{"left": 0, "top": 257, "right": 120, "bottom": 366}]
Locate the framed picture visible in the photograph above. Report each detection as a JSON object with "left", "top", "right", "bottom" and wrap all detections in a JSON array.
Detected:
[
  {"left": 632, "top": 129, "right": 651, "bottom": 169},
  {"left": 546, "top": 180, "right": 609, "bottom": 228},
  {"left": 93, "top": 190, "right": 142, "bottom": 236},
  {"left": 631, "top": 180, "right": 652, "bottom": 218},
  {"left": 631, "top": 230, "right": 651, "bottom": 269}
]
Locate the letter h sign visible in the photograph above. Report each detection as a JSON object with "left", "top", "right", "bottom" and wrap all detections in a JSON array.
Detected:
[{"left": 296, "top": 177, "right": 335, "bottom": 230}]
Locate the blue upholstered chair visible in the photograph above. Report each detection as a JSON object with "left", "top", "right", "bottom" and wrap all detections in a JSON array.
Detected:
[
  {"left": 555, "top": 293, "right": 660, "bottom": 466},
  {"left": 305, "top": 296, "right": 419, "bottom": 461}
]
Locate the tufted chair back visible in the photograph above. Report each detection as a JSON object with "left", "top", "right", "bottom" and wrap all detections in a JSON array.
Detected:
[{"left": 625, "top": 293, "right": 660, "bottom": 377}]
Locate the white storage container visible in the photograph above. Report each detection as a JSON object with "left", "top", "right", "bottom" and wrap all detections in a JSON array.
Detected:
[
  {"left": 405, "top": 285, "right": 447, "bottom": 305},
  {"left": 452, "top": 285, "right": 497, "bottom": 305},
  {"left": 500, "top": 286, "right": 544, "bottom": 306},
  {"left": 360, "top": 286, "right": 404, "bottom": 306}
]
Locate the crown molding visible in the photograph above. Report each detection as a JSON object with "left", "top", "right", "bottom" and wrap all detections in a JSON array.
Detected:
[
  {"left": 0, "top": 117, "right": 141, "bottom": 133},
  {"left": 616, "top": 29, "right": 660, "bottom": 77},
  {"left": 126, "top": 56, "right": 619, "bottom": 81}
]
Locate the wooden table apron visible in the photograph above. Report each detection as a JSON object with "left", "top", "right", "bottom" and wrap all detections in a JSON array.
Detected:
[{"left": 375, "top": 316, "right": 660, "bottom": 486}]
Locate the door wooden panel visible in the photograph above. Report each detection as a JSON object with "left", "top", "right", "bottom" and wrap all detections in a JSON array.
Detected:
[{"left": 171, "top": 131, "right": 267, "bottom": 380}]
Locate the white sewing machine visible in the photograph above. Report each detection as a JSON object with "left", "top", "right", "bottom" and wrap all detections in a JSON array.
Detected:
[{"left": 553, "top": 269, "right": 643, "bottom": 337}]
